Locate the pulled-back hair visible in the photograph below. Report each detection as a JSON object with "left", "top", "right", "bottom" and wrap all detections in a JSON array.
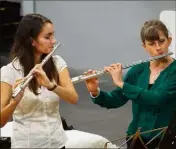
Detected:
[{"left": 140, "top": 19, "right": 169, "bottom": 44}]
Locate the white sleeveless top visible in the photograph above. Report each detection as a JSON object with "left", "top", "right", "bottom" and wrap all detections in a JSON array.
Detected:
[{"left": 0, "top": 55, "right": 68, "bottom": 148}]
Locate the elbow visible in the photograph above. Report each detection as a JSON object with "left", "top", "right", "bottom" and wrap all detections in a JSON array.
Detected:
[
  {"left": 69, "top": 93, "right": 79, "bottom": 104},
  {"left": 72, "top": 94, "right": 79, "bottom": 104},
  {"left": 0, "top": 120, "right": 7, "bottom": 128},
  {"left": 0, "top": 123, "right": 5, "bottom": 128}
]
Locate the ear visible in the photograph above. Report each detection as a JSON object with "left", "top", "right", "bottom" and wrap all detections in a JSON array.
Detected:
[
  {"left": 168, "top": 36, "right": 172, "bottom": 46},
  {"left": 142, "top": 43, "right": 146, "bottom": 49},
  {"left": 30, "top": 37, "right": 36, "bottom": 47},
  {"left": 142, "top": 42, "right": 149, "bottom": 53}
]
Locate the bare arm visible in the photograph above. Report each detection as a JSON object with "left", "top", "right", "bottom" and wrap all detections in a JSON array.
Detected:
[
  {"left": 1, "top": 79, "right": 24, "bottom": 128},
  {"left": 0, "top": 82, "right": 17, "bottom": 127},
  {"left": 52, "top": 68, "right": 78, "bottom": 104},
  {"left": 1, "top": 99, "right": 18, "bottom": 128}
]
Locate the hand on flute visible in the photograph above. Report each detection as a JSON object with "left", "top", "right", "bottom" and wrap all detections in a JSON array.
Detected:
[
  {"left": 32, "top": 64, "right": 55, "bottom": 90},
  {"left": 83, "top": 69, "right": 100, "bottom": 96},
  {"left": 104, "top": 63, "right": 124, "bottom": 88},
  {"left": 12, "top": 78, "right": 25, "bottom": 104}
]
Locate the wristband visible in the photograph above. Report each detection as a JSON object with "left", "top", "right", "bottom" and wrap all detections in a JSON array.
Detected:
[{"left": 47, "top": 83, "right": 57, "bottom": 91}]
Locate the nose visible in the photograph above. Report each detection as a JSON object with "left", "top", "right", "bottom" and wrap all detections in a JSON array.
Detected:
[
  {"left": 155, "top": 41, "right": 161, "bottom": 51},
  {"left": 51, "top": 37, "right": 57, "bottom": 44}
]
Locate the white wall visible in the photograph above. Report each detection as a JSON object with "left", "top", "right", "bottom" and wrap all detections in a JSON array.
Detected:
[
  {"left": 160, "top": 10, "right": 176, "bottom": 58},
  {"left": 35, "top": 1, "right": 175, "bottom": 69},
  {"left": 21, "top": 0, "right": 34, "bottom": 15}
]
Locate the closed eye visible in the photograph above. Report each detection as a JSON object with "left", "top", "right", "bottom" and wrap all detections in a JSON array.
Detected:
[{"left": 44, "top": 31, "right": 55, "bottom": 39}]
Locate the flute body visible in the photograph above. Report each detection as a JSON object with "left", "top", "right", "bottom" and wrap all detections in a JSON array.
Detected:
[
  {"left": 12, "top": 42, "right": 61, "bottom": 98},
  {"left": 71, "top": 52, "right": 173, "bottom": 84}
]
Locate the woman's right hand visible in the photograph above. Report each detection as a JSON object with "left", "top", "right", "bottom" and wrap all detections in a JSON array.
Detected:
[
  {"left": 84, "top": 69, "right": 100, "bottom": 96},
  {"left": 12, "top": 78, "right": 25, "bottom": 104}
]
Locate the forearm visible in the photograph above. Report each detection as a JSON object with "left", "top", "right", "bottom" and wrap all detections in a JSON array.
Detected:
[
  {"left": 53, "top": 85, "right": 78, "bottom": 104},
  {"left": 0, "top": 99, "right": 17, "bottom": 128},
  {"left": 91, "top": 88, "right": 129, "bottom": 109}
]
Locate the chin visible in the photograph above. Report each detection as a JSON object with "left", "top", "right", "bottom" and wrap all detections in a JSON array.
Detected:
[{"left": 45, "top": 49, "right": 52, "bottom": 54}]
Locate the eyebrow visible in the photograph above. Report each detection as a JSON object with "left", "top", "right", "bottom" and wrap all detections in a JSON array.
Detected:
[{"left": 44, "top": 31, "right": 55, "bottom": 36}]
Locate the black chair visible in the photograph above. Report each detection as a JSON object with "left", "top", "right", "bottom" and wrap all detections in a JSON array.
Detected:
[
  {"left": 61, "top": 117, "right": 75, "bottom": 130},
  {"left": 0, "top": 56, "right": 9, "bottom": 68}
]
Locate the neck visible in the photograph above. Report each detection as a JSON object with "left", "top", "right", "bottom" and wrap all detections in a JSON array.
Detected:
[
  {"left": 150, "top": 56, "right": 173, "bottom": 69},
  {"left": 35, "top": 53, "right": 42, "bottom": 64}
]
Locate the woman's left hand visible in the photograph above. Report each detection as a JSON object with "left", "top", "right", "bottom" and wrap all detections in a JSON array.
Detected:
[
  {"left": 32, "top": 64, "right": 54, "bottom": 89},
  {"left": 104, "top": 63, "right": 124, "bottom": 88}
]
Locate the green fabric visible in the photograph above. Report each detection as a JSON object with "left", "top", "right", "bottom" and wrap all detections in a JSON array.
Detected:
[{"left": 91, "top": 60, "right": 176, "bottom": 139}]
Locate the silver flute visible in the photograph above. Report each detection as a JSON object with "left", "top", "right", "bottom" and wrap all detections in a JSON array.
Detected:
[
  {"left": 12, "top": 42, "right": 61, "bottom": 98},
  {"left": 71, "top": 51, "right": 173, "bottom": 84}
]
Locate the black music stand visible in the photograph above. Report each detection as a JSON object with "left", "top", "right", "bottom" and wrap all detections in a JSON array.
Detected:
[
  {"left": 128, "top": 128, "right": 148, "bottom": 149},
  {"left": 158, "top": 109, "right": 176, "bottom": 149}
]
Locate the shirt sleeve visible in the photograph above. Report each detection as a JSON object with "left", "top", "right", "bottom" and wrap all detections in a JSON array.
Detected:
[
  {"left": 122, "top": 70, "right": 176, "bottom": 107},
  {"left": 53, "top": 55, "right": 67, "bottom": 72},
  {"left": 0, "top": 65, "right": 16, "bottom": 86},
  {"left": 90, "top": 87, "right": 100, "bottom": 98},
  {"left": 90, "top": 68, "right": 136, "bottom": 109}
]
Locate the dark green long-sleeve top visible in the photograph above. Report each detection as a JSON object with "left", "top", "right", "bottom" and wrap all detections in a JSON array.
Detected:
[{"left": 91, "top": 60, "right": 176, "bottom": 139}]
